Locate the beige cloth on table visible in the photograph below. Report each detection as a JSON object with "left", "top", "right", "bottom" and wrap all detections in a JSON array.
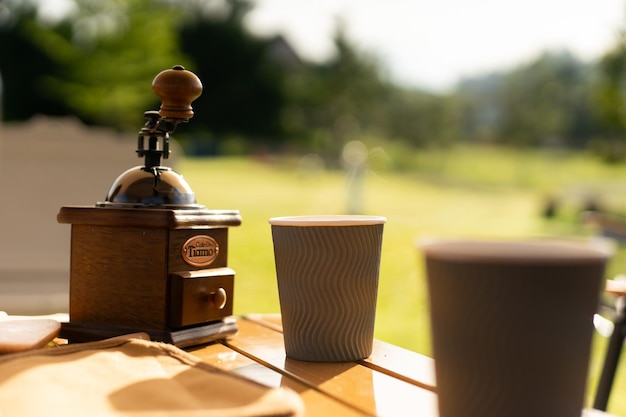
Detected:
[{"left": 0, "top": 333, "right": 304, "bottom": 417}]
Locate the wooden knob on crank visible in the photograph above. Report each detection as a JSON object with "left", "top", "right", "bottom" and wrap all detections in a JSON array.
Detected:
[{"left": 152, "top": 65, "right": 203, "bottom": 119}]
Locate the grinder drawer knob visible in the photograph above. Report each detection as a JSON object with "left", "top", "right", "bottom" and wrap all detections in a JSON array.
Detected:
[{"left": 211, "top": 288, "right": 228, "bottom": 310}]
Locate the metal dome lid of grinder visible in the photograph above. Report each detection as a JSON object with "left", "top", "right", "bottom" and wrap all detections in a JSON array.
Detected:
[{"left": 98, "top": 65, "right": 204, "bottom": 209}]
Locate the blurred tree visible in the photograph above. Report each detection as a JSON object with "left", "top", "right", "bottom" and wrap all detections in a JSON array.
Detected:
[
  {"left": 591, "top": 30, "right": 626, "bottom": 161},
  {"left": 0, "top": 0, "right": 185, "bottom": 130},
  {"left": 0, "top": 0, "right": 71, "bottom": 120},
  {"left": 282, "top": 23, "right": 394, "bottom": 162},
  {"left": 380, "top": 87, "right": 462, "bottom": 148},
  {"left": 43, "top": 0, "right": 186, "bottom": 130},
  {"left": 456, "top": 74, "right": 505, "bottom": 143},
  {"left": 1, "top": 0, "right": 397, "bottom": 156},
  {"left": 500, "top": 51, "right": 594, "bottom": 148},
  {"left": 3, "top": 0, "right": 619, "bottom": 159},
  {"left": 176, "top": 0, "right": 290, "bottom": 150},
  {"left": 457, "top": 51, "right": 594, "bottom": 149}
]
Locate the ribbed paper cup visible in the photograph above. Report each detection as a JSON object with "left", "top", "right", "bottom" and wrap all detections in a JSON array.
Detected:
[
  {"left": 420, "top": 238, "right": 611, "bottom": 417},
  {"left": 270, "top": 215, "right": 386, "bottom": 362}
]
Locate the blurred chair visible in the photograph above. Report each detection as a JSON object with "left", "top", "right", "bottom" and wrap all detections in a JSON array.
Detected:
[
  {"left": 582, "top": 212, "right": 626, "bottom": 410},
  {"left": 583, "top": 211, "right": 626, "bottom": 242},
  {"left": 593, "top": 278, "right": 626, "bottom": 411}
]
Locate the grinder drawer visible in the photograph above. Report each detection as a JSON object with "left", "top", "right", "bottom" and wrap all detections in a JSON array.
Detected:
[{"left": 169, "top": 268, "right": 234, "bottom": 328}]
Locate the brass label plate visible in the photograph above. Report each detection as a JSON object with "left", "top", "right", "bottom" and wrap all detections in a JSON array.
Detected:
[{"left": 181, "top": 235, "right": 219, "bottom": 267}]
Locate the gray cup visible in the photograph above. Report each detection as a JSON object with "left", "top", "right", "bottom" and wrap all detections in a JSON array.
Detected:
[
  {"left": 270, "top": 215, "right": 386, "bottom": 362},
  {"left": 420, "top": 238, "right": 611, "bottom": 417}
]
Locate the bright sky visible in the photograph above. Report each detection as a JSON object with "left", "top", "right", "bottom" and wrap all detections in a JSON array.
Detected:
[{"left": 245, "top": 0, "right": 626, "bottom": 91}]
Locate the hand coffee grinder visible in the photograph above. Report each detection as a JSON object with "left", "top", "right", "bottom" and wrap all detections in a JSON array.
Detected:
[{"left": 58, "top": 66, "right": 242, "bottom": 347}]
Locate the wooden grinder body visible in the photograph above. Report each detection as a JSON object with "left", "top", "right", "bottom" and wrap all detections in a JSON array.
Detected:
[{"left": 57, "top": 206, "right": 241, "bottom": 346}]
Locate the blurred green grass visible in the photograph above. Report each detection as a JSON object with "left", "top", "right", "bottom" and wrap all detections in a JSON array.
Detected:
[{"left": 180, "top": 145, "right": 626, "bottom": 414}]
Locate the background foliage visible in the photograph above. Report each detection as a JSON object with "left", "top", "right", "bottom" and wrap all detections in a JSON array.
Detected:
[{"left": 3, "top": 0, "right": 626, "bottom": 162}]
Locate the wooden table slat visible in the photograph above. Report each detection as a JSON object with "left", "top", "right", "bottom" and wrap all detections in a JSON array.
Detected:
[
  {"left": 244, "top": 313, "right": 437, "bottom": 391},
  {"left": 189, "top": 341, "right": 371, "bottom": 417},
  {"left": 226, "top": 316, "right": 439, "bottom": 417},
  {"left": 362, "top": 340, "right": 436, "bottom": 391}
]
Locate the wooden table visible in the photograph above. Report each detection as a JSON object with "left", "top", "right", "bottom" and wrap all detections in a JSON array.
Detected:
[
  {"left": 186, "top": 314, "right": 618, "bottom": 417},
  {"left": 188, "top": 313, "right": 437, "bottom": 416},
  {"left": 1, "top": 312, "right": 620, "bottom": 416}
]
